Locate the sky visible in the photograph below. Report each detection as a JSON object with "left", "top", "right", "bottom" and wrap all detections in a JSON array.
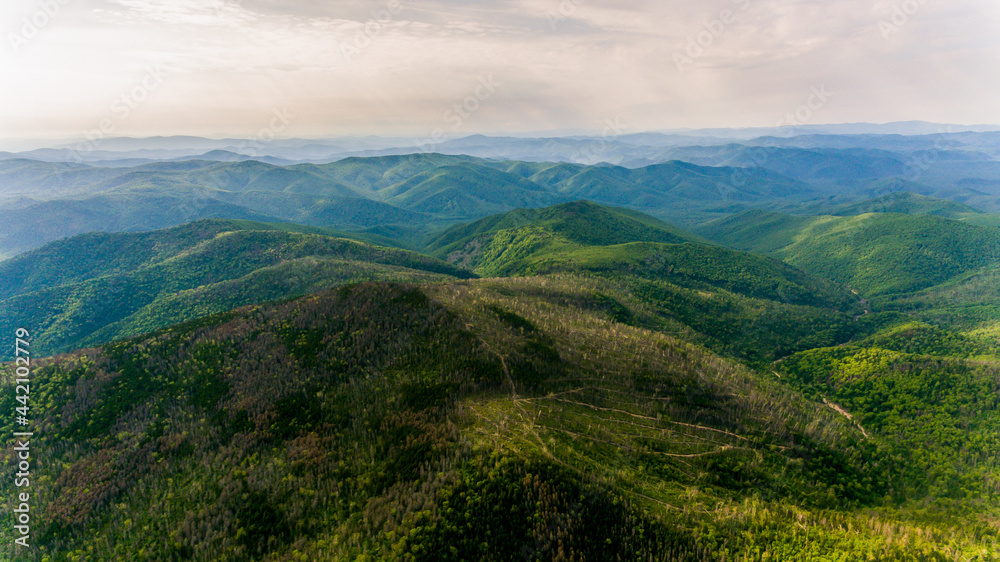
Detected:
[{"left": 1, "top": 0, "right": 999, "bottom": 143}]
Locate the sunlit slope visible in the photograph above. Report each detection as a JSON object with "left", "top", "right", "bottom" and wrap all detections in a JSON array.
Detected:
[
  {"left": 427, "top": 201, "right": 863, "bottom": 363},
  {"left": 3, "top": 279, "right": 993, "bottom": 559},
  {"left": 775, "top": 320, "right": 1000, "bottom": 503},
  {"left": 818, "top": 191, "right": 985, "bottom": 219},
  {"left": 0, "top": 153, "right": 818, "bottom": 256},
  {"left": 700, "top": 209, "right": 1000, "bottom": 296}
]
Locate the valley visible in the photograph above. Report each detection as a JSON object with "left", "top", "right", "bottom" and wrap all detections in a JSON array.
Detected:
[{"left": 3, "top": 131, "right": 1000, "bottom": 560}]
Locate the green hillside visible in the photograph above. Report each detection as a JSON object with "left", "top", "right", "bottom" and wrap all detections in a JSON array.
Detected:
[
  {"left": 3, "top": 201, "right": 1000, "bottom": 559},
  {"left": 381, "top": 164, "right": 562, "bottom": 217},
  {"left": 1, "top": 203, "right": 865, "bottom": 365},
  {"left": 777, "top": 322, "right": 1000, "bottom": 501},
  {"left": 700, "top": 210, "right": 1000, "bottom": 297},
  {"left": 726, "top": 147, "right": 909, "bottom": 183},
  {"left": 425, "top": 200, "right": 698, "bottom": 260},
  {"left": 809, "top": 191, "right": 983, "bottom": 219},
  {"left": 0, "top": 220, "right": 330, "bottom": 299},
  {"left": 195, "top": 160, "right": 360, "bottom": 197},
  {"left": 4, "top": 279, "right": 997, "bottom": 560},
  {"left": 0, "top": 193, "right": 280, "bottom": 260},
  {"left": 307, "top": 153, "right": 480, "bottom": 195},
  {"left": 0, "top": 220, "right": 471, "bottom": 359},
  {"left": 427, "top": 202, "right": 862, "bottom": 363},
  {"left": 875, "top": 266, "right": 1000, "bottom": 331},
  {"left": 0, "top": 154, "right": 818, "bottom": 257}
]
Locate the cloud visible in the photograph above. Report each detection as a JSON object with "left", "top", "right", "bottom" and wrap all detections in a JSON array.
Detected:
[
  {"left": 98, "top": 0, "right": 260, "bottom": 26},
  {"left": 1, "top": 0, "right": 998, "bottom": 139}
]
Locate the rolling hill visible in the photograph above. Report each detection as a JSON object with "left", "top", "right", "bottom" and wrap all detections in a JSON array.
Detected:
[
  {"left": 699, "top": 209, "right": 1000, "bottom": 297},
  {"left": 426, "top": 201, "right": 862, "bottom": 363},
  {"left": 426, "top": 201, "right": 852, "bottom": 306},
  {"left": 0, "top": 193, "right": 279, "bottom": 260},
  {"left": 424, "top": 200, "right": 699, "bottom": 259},
  {"left": 656, "top": 145, "right": 911, "bottom": 184},
  {"left": 0, "top": 219, "right": 472, "bottom": 360},
  {"left": 2, "top": 200, "right": 1000, "bottom": 559},
  {"left": 4, "top": 278, "right": 996, "bottom": 560},
  {"left": 380, "top": 164, "right": 561, "bottom": 217},
  {"left": 807, "top": 191, "right": 984, "bottom": 219},
  {"left": 0, "top": 153, "right": 819, "bottom": 258},
  {"left": 0, "top": 203, "right": 863, "bottom": 365}
]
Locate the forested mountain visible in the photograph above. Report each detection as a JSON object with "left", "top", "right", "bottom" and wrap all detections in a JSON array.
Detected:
[
  {"left": 804, "top": 191, "right": 984, "bottom": 219},
  {"left": 5, "top": 133, "right": 1000, "bottom": 260},
  {"left": 1, "top": 203, "right": 863, "bottom": 365},
  {"left": 424, "top": 202, "right": 868, "bottom": 363},
  {"left": 0, "top": 220, "right": 471, "bottom": 360},
  {"left": 699, "top": 210, "right": 1000, "bottom": 296},
  {"left": 3, "top": 275, "right": 998, "bottom": 560},
  {"left": 0, "top": 154, "right": 828, "bottom": 258},
  {"left": 3, "top": 135, "right": 1000, "bottom": 559}
]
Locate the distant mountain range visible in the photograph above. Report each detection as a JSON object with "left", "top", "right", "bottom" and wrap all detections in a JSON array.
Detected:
[
  {"left": 0, "top": 154, "right": 817, "bottom": 258},
  {"left": 659, "top": 121, "right": 1000, "bottom": 138},
  {"left": 4, "top": 128, "right": 1000, "bottom": 260},
  {"left": 4, "top": 122, "right": 1000, "bottom": 164}
]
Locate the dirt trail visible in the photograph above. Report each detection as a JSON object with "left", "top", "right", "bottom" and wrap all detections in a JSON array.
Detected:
[{"left": 823, "top": 397, "right": 869, "bottom": 439}]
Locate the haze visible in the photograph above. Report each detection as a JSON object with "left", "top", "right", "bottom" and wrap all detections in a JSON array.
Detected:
[{"left": 2, "top": 0, "right": 999, "bottom": 141}]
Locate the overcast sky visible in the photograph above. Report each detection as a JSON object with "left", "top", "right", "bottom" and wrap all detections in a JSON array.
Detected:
[{"left": 1, "top": 0, "right": 998, "bottom": 142}]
